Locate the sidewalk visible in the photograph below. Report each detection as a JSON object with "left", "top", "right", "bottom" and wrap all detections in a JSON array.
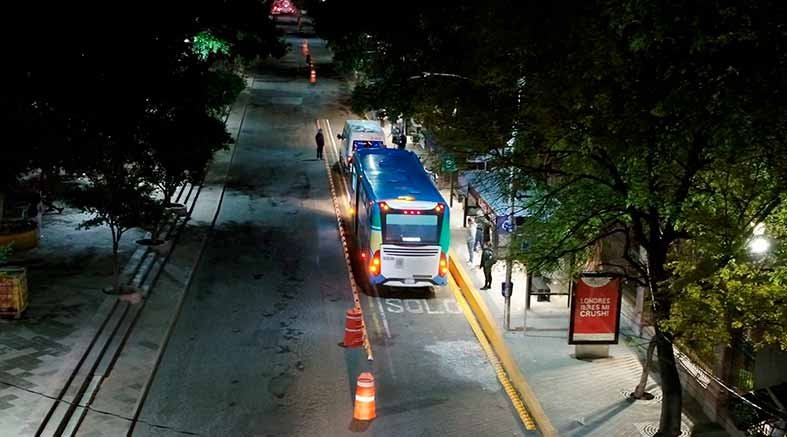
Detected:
[
  {"left": 0, "top": 78, "right": 253, "bottom": 436},
  {"left": 444, "top": 193, "right": 727, "bottom": 437},
  {"left": 0, "top": 208, "right": 145, "bottom": 434}
]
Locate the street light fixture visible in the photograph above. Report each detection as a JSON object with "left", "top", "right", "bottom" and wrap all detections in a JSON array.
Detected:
[{"left": 748, "top": 223, "right": 771, "bottom": 256}]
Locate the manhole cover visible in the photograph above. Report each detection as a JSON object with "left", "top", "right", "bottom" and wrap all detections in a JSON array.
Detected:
[
  {"left": 635, "top": 422, "right": 691, "bottom": 437},
  {"left": 621, "top": 388, "right": 662, "bottom": 403}
]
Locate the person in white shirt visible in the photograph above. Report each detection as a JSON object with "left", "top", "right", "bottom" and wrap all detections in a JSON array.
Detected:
[{"left": 466, "top": 217, "right": 478, "bottom": 264}]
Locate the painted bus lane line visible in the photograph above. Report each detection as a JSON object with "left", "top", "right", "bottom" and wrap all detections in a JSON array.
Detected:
[{"left": 377, "top": 297, "right": 463, "bottom": 315}]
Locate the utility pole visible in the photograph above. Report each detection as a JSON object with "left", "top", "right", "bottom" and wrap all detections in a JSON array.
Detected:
[{"left": 503, "top": 77, "right": 526, "bottom": 331}]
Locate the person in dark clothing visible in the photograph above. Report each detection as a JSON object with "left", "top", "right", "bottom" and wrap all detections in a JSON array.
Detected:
[
  {"left": 397, "top": 133, "right": 407, "bottom": 150},
  {"left": 480, "top": 243, "right": 496, "bottom": 290},
  {"left": 315, "top": 128, "right": 325, "bottom": 159}
]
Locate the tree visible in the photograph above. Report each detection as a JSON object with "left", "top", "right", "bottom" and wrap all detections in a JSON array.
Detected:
[
  {"left": 66, "top": 141, "right": 163, "bottom": 293},
  {"left": 148, "top": 109, "right": 231, "bottom": 206},
  {"left": 504, "top": 2, "right": 786, "bottom": 434}
]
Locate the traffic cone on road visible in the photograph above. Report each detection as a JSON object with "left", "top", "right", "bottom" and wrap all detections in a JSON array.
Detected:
[
  {"left": 309, "top": 67, "right": 317, "bottom": 84},
  {"left": 343, "top": 307, "right": 364, "bottom": 348},
  {"left": 302, "top": 39, "right": 309, "bottom": 56},
  {"left": 353, "top": 372, "right": 376, "bottom": 421}
]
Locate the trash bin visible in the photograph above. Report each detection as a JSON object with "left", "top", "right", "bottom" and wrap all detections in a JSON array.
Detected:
[{"left": 0, "top": 267, "right": 28, "bottom": 319}]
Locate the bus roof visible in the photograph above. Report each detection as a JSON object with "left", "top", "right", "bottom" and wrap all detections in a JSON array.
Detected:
[
  {"left": 345, "top": 120, "right": 384, "bottom": 134},
  {"left": 356, "top": 148, "right": 445, "bottom": 204}
]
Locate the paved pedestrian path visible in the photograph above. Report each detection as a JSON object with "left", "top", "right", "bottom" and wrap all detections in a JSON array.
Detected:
[{"left": 0, "top": 208, "right": 145, "bottom": 435}]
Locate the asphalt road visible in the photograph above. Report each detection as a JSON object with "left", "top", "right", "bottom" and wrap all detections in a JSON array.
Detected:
[{"left": 135, "top": 19, "right": 531, "bottom": 437}]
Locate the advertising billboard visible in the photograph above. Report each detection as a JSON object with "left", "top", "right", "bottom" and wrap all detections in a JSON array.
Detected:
[{"left": 568, "top": 275, "right": 622, "bottom": 344}]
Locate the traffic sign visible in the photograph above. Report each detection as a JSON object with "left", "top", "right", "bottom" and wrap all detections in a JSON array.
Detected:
[{"left": 441, "top": 157, "right": 457, "bottom": 173}]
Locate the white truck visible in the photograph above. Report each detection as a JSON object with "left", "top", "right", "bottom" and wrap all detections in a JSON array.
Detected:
[{"left": 336, "top": 120, "right": 386, "bottom": 169}]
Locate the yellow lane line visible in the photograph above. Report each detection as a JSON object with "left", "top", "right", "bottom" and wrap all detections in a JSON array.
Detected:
[
  {"left": 448, "top": 253, "right": 558, "bottom": 436},
  {"left": 319, "top": 119, "right": 374, "bottom": 361},
  {"left": 447, "top": 274, "right": 537, "bottom": 431}
]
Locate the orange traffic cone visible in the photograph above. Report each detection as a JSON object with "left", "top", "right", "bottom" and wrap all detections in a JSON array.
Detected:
[
  {"left": 353, "top": 372, "right": 376, "bottom": 421},
  {"left": 343, "top": 307, "right": 364, "bottom": 348},
  {"left": 309, "top": 67, "right": 317, "bottom": 84},
  {"left": 301, "top": 39, "right": 309, "bottom": 56}
]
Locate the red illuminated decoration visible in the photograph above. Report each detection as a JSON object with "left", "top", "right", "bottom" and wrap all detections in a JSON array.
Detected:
[
  {"left": 271, "top": 0, "right": 297, "bottom": 15},
  {"left": 569, "top": 275, "right": 622, "bottom": 344}
]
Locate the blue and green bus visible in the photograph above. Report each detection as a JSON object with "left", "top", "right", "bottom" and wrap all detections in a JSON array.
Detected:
[{"left": 349, "top": 148, "right": 450, "bottom": 287}]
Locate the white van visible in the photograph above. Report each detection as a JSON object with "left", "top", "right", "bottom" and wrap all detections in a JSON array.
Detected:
[{"left": 336, "top": 120, "right": 385, "bottom": 168}]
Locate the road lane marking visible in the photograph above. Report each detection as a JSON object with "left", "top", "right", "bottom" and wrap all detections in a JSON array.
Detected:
[
  {"left": 325, "top": 119, "right": 342, "bottom": 163},
  {"left": 318, "top": 118, "right": 373, "bottom": 361},
  {"left": 381, "top": 298, "right": 462, "bottom": 315},
  {"left": 325, "top": 119, "right": 353, "bottom": 211},
  {"left": 375, "top": 297, "right": 393, "bottom": 339}
]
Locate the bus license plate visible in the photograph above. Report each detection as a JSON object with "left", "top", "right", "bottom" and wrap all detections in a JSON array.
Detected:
[{"left": 395, "top": 258, "right": 404, "bottom": 269}]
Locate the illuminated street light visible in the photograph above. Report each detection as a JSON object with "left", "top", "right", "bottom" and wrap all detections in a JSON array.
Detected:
[
  {"left": 748, "top": 223, "right": 771, "bottom": 255},
  {"left": 749, "top": 236, "right": 771, "bottom": 255}
]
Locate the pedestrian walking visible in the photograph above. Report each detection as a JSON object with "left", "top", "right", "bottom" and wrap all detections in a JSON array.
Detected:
[
  {"left": 480, "top": 243, "right": 496, "bottom": 290},
  {"left": 466, "top": 217, "right": 477, "bottom": 264},
  {"left": 315, "top": 128, "right": 325, "bottom": 160}
]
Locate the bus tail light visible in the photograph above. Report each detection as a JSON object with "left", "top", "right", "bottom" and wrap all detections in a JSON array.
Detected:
[
  {"left": 379, "top": 202, "right": 390, "bottom": 212},
  {"left": 369, "top": 250, "right": 381, "bottom": 274},
  {"left": 435, "top": 203, "right": 445, "bottom": 213},
  {"left": 439, "top": 252, "right": 448, "bottom": 276}
]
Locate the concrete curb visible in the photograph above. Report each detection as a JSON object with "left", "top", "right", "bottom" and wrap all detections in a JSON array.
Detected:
[{"left": 448, "top": 252, "right": 558, "bottom": 437}]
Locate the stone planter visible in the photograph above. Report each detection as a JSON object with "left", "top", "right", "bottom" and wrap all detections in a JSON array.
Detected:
[
  {"left": 0, "top": 220, "right": 40, "bottom": 251},
  {"left": 165, "top": 203, "right": 188, "bottom": 217},
  {"left": 136, "top": 238, "right": 173, "bottom": 255}
]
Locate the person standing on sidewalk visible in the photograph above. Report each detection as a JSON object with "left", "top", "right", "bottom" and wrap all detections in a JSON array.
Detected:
[
  {"left": 466, "top": 217, "right": 477, "bottom": 264},
  {"left": 480, "top": 242, "right": 496, "bottom": 290},
  {"left": 315, "top": 128, "right": 325, "bottom": 160},
  {"left": 396, "top": 132, "right": 407, "bottom": 150},
  {"left": 474, "top": 215, "right": 487, "bottom": 252}
]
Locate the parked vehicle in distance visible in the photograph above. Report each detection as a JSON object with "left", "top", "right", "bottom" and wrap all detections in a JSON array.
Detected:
[{"left": 336, "top": 120, "right": 386, "bottom": 169}]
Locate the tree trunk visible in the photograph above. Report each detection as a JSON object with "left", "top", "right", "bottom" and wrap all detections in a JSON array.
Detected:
[
  {"left": 633, "top": 337, "right": 657, "bottom": 399},
  {"left": 111, "top": 226, "right": 123, "bottom": 293},
  {"left": 655, "top": 329, "right": 684, "bottom": 436}
]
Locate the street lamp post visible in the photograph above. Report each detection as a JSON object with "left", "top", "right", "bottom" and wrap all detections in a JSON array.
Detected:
[{"left": 503, "top": 77, "right": 526, "bottom": 331}]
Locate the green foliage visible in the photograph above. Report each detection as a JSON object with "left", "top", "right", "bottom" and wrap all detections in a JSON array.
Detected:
[
  {"left": 0, "top": 244, "right": 12, "bottom": 265},
  {"left": 192, "top": 31, "right": 231, "bottom": 61}
]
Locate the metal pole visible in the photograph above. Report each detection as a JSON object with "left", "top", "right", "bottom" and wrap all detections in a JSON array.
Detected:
[
  {"left": 504, "top": 259, "right": 512, "bottom": 331},
  {"left": 449, "top": 172, "right": 454, "bottom": 207},
  {"left": 523, "top": 266, "right": 530, "bottom": 331}
]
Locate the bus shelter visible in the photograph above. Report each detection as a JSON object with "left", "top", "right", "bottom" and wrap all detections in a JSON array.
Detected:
[{"left": 458, "top": 170, "right": 528, "bottom": 250}]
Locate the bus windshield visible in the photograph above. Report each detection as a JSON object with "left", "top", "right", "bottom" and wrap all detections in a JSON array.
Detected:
[
  {"left": 384, "top": 214, "right": 439, "bottom": 244},
  {"left": 352, "top": 140, "right": 384, "bottom": 150}
]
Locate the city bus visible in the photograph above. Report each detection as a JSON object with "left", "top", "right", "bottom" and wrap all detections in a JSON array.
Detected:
[{"left": 349, "top": 148, "right": 450, "bottom": 287}]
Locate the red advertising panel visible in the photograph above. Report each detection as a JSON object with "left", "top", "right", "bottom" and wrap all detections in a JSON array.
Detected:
[{"left": 569, "top": 275, "right": 622, "bottom": 344}]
